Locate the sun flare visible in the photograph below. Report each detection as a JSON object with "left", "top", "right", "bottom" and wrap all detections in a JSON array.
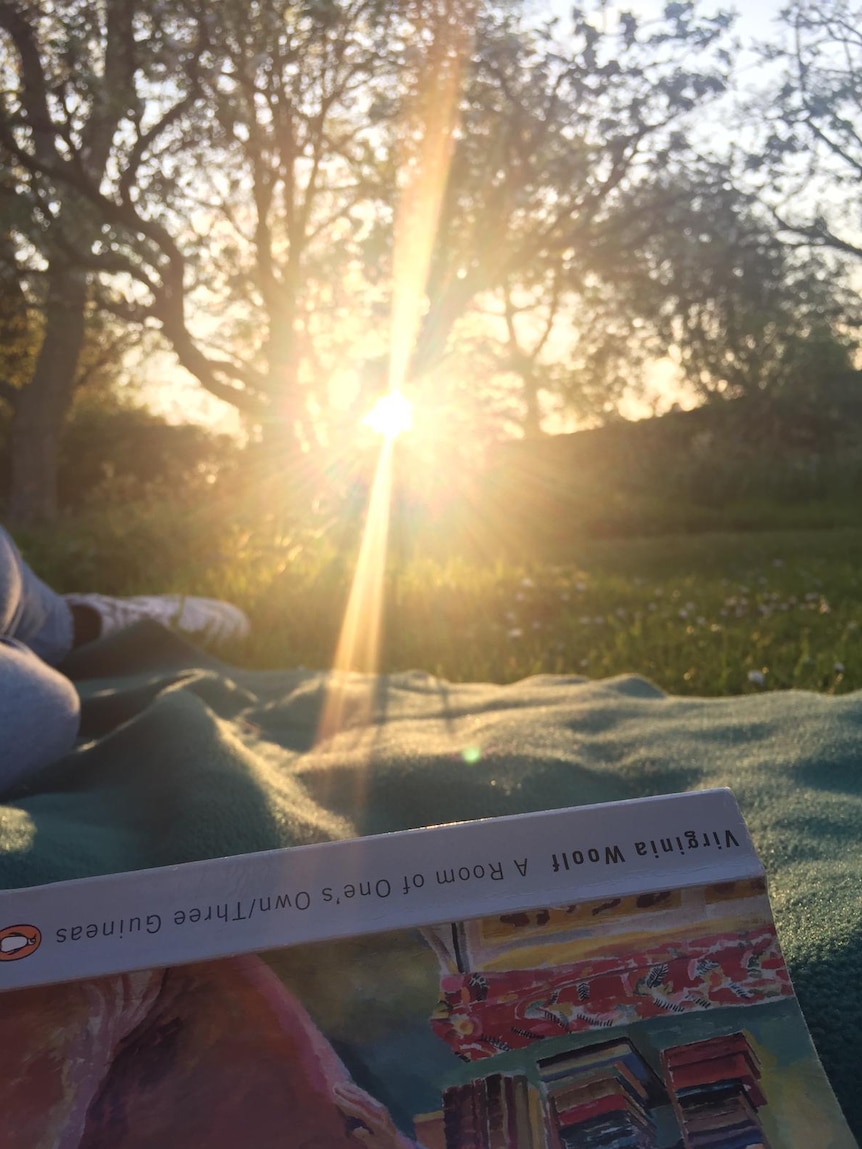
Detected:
[
  {"left": 362, "top": 390, "right": 414, "bottom": 440},
  {"left": 316, "top": 3, "right": 474, "bottom": 754}
]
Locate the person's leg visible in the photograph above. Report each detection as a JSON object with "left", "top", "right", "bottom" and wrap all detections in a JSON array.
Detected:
[
  {"left": 2, "top": 523, "right": 250, "bottom": 654},
  {"left": 0, "top": 522, "right": 249, "bottom": 791},
  {"left": 0, "top": 525, "right": 74, "bottom": 664},
  {"left": 0, "top": 527, "right": 80, "bottom": 790},
  {"left": 0, "top": 638, "right": 80, "bottom": 791}
]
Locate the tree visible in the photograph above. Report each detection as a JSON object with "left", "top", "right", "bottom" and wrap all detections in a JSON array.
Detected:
[
  {"left": 751, "top": 0, "right": 862, "bottom": 260},
  {"left": 1, "top": 0, "right": 416, "bottom": 521},
  {"left": 591, "top": 161, "right": 861, "bottom": 402},
  {"left": 173, "top": 0, "right": 409, "bottom": 448},
  {"left": 398, "top": 1, "right": 736, "bottom": 431},
  {"left": 0, "top": 0, "right": 205, "bottom": 522}
]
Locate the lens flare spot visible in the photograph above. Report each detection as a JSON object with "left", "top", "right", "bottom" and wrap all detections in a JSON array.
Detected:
[
  {"left": 362, "top": 391, "right": 414, "bottom": 440},
  {"left": 462, "top": 745, "right": 482, "bottom": 764}
]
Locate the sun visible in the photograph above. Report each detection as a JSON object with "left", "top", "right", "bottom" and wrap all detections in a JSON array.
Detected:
[{"left": 362, "top": 390, "right": 414, "bottom": 440}]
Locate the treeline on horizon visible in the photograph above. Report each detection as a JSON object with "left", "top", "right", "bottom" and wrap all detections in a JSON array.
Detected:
[
  {"left": 2, "top": 384, "right": 860, "bottom": 569},
  {"left": 1, "top": 0, "right": 861, "bottom": 529}
]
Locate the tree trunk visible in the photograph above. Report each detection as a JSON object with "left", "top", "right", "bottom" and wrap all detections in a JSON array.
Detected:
[
  {"left": 8, "top": 264, "right": 87, "bottom": 525},
  {"left": 262, "top": 289, "right": 304, "bottom": 450},
  {"left": 521, "top": 366, "right": 544, "bottom": 438}
]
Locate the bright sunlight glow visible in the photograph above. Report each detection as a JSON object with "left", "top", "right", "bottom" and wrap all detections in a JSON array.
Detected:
[
  {"left": 362, "top": 390, "right": 414, "bottom": 440},
  {"left": 316, "top": 2, "right": 475, "bottom": 755}
]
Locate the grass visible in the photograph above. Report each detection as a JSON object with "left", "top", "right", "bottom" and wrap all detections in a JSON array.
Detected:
[
  {"left": 15, "top": 504, "right": 862, "bottom": 698},
  {"left": 373, "top": 529, "right": 862, "bottom": 695}
]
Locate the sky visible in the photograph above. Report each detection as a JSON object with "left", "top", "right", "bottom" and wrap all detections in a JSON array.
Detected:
[{"left": 717, "top": 0, "right": 787, "bottom": 41}]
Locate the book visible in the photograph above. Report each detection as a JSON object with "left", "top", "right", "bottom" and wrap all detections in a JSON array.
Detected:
[{"left": 0, "top": 788, "right": 855, "bottom": 1148}]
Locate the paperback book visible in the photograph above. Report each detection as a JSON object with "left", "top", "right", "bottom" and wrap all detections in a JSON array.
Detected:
[{"left": 0, "top": 788, "right": 855, "bottom": 1148}]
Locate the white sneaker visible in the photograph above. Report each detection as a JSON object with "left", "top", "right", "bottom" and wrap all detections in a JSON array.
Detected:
[{"left": 64, "top": 593, "right": 251, "bottom": 645}]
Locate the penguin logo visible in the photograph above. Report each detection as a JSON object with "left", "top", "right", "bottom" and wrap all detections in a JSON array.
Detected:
[{"left": 0, "top": 925, "right": 41, "bottom": 961}]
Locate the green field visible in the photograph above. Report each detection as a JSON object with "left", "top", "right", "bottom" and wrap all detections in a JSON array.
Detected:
[
  {"left": 17, "top": 508, "right": 862, "bottom": 698},
  {"left": 374, "top": 531, "right": 862, "bottom": 695}
]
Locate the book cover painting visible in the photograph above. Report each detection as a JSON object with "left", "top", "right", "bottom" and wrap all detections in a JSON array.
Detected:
[{"left": 0, "top": 874, "right": 855, "bottom": 1147}]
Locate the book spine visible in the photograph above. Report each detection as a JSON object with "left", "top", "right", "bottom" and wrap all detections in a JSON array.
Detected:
[{"left": 0, "top": 789, "right": 760, "bottom": 992}]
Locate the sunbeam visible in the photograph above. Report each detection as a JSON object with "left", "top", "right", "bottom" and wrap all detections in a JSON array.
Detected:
[
  {"left": 316, "top": 436, "right": 394, "bottom": 743},
  {"left": 388, "top": 2, "right": 474, "bottom": 397},
  {"left": 315, "top": 2, "right": 476, "bottom": 752}
]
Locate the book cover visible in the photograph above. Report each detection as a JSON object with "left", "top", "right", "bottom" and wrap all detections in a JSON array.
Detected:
[{"left": 0, "top": 789, "right": 855, "bottom": 1148}]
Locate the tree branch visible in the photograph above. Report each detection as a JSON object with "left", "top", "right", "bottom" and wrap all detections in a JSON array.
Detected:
[
  {"left": 119, "top": 90, "right": 200, "bottom": 206},
  {"left": 771, "top": 206, "right": 862, "bottom": 259},
  {"left": 0, "top": 1, "right": 60, "bottom": 166}
]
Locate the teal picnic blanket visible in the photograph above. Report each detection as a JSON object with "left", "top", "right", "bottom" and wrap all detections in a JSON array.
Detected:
[{"left": 1, "top": 621, "right": 860, "bottom": 1135}]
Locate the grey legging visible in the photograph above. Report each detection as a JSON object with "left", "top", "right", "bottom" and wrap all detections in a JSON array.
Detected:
[{"left": 0, "top": 526, "right": 79, "bottom": 791}]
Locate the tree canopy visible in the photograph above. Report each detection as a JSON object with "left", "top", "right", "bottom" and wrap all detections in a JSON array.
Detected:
[{"left": 593, "top": 159, "right": 860, "bottom": 403}]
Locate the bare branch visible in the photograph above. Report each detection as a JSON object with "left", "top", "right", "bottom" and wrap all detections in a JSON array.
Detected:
[{"left": 772, "top": 205, "right": 862, "bottom": 259}]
